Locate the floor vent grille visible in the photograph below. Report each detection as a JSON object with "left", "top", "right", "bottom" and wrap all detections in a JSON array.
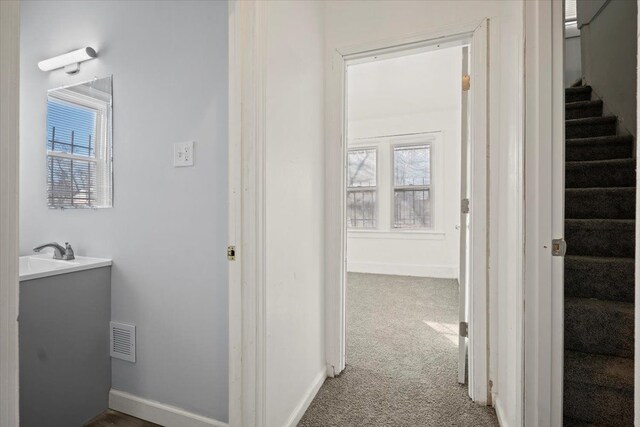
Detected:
[{"left": 110, "top": 321, "right": 136, "bottom": 363}]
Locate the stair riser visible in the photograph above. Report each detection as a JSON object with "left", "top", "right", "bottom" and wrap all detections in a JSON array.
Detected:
[
  {"left": 565, "top": 163, "right": 635, "bottom": 188},
  {"left": 565, "top": 222, "right": 635, "bottom": 258},
  {"left": 566, "top": 105, "right": 603, "bottom": 120},
  {"left": 564, "top": 381, "right": 634, "bottom": 426},
  {"left": 566, "top": 142, "right": 633, "bottom": 161},
  {"left": 565, "top": 300, "right": 634, "bottom": 358},
  {"left": 566, "top": 90, "right": 592, "bottom": 103},
  {"left": 565, "top": 190, "right": 636, "bottom": 219},
  {"left": 566, "top": 121, "right": 617, "bottom": 138},
  {"left": 565, "top": 258, "right": 634, "bottom": 303}
]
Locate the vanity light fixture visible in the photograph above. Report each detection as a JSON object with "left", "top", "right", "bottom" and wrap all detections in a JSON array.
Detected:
[{"left": 38, "top": 47, "right": 97, "bottom": 74}]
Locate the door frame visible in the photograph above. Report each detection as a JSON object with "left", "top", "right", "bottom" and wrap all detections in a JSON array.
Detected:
[
  {"left": 228, "top": 1, "right": 268, "bottom": 426},
  {"left": 324, "top": 18, "right": 491, "bottom": 404},
  {"left": 0, "top": 1, "right": 21, "bottom": 426},
  {"left": 522, "top": 1, "right": 565, "bottom": 425}
]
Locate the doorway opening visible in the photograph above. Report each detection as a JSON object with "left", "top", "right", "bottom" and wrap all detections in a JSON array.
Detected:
[
  {"left": 303, "top": 22, "right": 494, "bottom": 424},
  {"left": 342, "top": 43, "right": 470, "bottom": 387}
]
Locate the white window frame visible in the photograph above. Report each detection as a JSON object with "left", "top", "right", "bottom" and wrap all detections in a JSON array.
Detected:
[
  {"left": 47, "top": 86, "right": 112, "bottom": 209},
  {"left": 346, "top": 146, "right": 378, "bottom": 229},
  {"left": 391, "top": 140, "right": 434, "bottom": 230}
]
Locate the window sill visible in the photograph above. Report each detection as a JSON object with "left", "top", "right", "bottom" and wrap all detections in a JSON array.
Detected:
[{"left": 347, "top": 229, "right": 446, "bottom": 240}]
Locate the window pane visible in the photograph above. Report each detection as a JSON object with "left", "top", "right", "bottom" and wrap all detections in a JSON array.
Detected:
[
  {"left": 47, "top": 156, "right": 97, "bottom": 208},
  {"left": 394, "top": 189, "right": 431, "bottom": 228},
  {"left": 347, "top": 189, "right": 377, "bottom": 228},
  {"left": 47, "top": 98, "right": 97, "bottom": 158},
  {"left": 394, "top": 145, "right": 430, "bottom": 186},
  {"left": 348, "top": 148, "right": 377, "bottom": 188}
]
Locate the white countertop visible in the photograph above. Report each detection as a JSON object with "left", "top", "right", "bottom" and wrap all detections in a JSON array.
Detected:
[{"left": 19, "top": 254, "right": 112, "bottom": 281}]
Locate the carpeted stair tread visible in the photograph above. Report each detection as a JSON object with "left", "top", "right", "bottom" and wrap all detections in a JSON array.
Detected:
[
  {"left": 565, "top": 255, "right": 634, "bottom": 303},
  {"left": 563, "top": 417, "right": 601, "bottom": 427},
  {"left": 565, "top": 350, "right": 633, "bottom": 390},
  {"left": 564, "top": 380, "right": 634, "bottom": 426},
  {"left": 566, "top": 100, "right": 603, "bottom": 120},
  {"left": 565, "top": 158, "right": 636, "bottom": 188},
  {"left": 566, "top": 85, "right": 592, "bottom": 102},
  {"left": 565, "top": 187, "right": 636, "bottom": 219},
  {"left": 566, "top": 135, "right": 634, "bottom": 161},
  {"left": 563, "top": 86, "right": 635, "bottom": 424},
  {"left": 565, "top": 297, "right": 634, "bottom": 358},
  {"left": 566, "top": 116, "right": 617, "bottom": 138},
  {"left": 565, "top": 219, "right": 635, "bottom": 258}
]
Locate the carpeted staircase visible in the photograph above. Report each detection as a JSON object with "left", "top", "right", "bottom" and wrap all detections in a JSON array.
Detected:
[{"left": 564, "top": 85, "right": 635, "bottom": 426}]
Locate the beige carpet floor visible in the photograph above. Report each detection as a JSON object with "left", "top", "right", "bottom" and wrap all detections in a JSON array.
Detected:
[{"left": 298, "top": 273, "right": 498, "bottom": 427}]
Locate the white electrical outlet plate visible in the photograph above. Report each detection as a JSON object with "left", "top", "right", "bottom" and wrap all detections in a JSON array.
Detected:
[{"left": 174, "top": 141, "right": 194, "bottom": 167}]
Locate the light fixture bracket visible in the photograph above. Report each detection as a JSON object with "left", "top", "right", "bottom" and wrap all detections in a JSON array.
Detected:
[{"left": 64, "top": 63, "right": 80, "bottom": 74}]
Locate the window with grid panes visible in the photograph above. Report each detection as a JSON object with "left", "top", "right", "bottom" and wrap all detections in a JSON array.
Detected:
[
  {"left": 393, "top": 144, "right": 431, "bottom": 228},
  {"left": 346, "top": 148, "right": 377, "bottom": 228},
  {"left": 46, "top": 85, "right": 112, "bottom": 208}
]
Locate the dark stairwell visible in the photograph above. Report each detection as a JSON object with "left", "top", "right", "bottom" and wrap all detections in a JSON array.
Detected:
[{"left": 564, "top": 85, "right": 635, "bottom": 426}]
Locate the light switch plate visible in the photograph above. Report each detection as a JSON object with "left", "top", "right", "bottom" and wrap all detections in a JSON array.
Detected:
[{"left": 174, "top": 141, "right": 194, "bottom": 167}]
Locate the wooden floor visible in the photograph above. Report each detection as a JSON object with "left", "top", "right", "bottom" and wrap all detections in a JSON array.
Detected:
[{"left": 84, "top": 410, "right": 161, "bottom": 427}]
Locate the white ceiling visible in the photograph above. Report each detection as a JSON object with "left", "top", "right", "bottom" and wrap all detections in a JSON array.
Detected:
[{"left": 347, "top": 45, "right": 463, "bottom": 122}]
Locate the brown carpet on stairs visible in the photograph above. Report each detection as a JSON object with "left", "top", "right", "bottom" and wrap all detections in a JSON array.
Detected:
[
  {"left": 84, "top": 409, "right": 161, "bottom": 427},
  {"left": 298, "top": 273, "right": 498, "bottom": 427}
]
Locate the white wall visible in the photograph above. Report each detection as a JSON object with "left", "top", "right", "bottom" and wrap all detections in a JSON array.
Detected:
[
  {"left": 578, "top": 0, "right": 637, "bottom": 136},
  {"left": 325, "top": 1, "right": 524, "bottom": 425},
  {"left": 565, "top": 22, "right": 582, "bottom": 87},
  {"left": 264, "top": 2, "right": 327, "bottom": 426},
  {"left": 346, "top": 48, "right": 462, "bottom": 278},
  {"left": 19, "top": 1, "right": 229, "bottom": 422}
]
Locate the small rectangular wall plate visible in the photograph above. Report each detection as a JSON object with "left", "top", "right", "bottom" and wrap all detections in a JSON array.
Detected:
[
  {"left": 174, "top": 141, "right": 194, "bottom": 167},
  {"left": 110, "top": 321, "right": 136, "bottom": 363}
]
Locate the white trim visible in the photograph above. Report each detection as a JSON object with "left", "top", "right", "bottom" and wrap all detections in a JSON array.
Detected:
[
  {"left": 347, "top": 261, "right": 457, "bottom": 279},
  {"left": 283, "top": 368, "right": 327, "bottom": 427},
  {"left": 348, "top": 230, "right": 445, "bottom": 240},
  {"left": 109, "top": 390, "right": 228, "bottom": 427},
  {"left": 227, "top": 1, "right": 242, "bottom": 425},
  {"left": 325, "top": 19, "right": 491, "bottom": 403},
  {"left": 466, "top": 19, "right": 490, "bottom": 404},
  {"left": 523, "top": 1, "right": 563, "bottom": 425},
  {"left": 228, "top": 1, "right": 268, "bottom": 426},
  {"left": 494, "top": 396, "right": 510, "bottom": 427},
  {"left": 636, "top": 1, "right": 640, "bottom": 424},
  {"left": 0, "top": 2, "right": 20, "bottom": 426}
]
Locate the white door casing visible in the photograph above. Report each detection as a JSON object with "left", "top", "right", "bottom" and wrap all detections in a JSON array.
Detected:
[
  {"left": 0, "top": 2, "right": 20, "bottom": 427},
  {"left": 523, "top": 0, "right": 564, "bottom": 425},
  {"left": 458, "top": 45, "right": 470, "bottom": 385},
  {"left": 326, "top": 18, "right": 491, "bottom": 404},
  {"left": 467, "top": 19, "right": 490, "bottom": 403}
]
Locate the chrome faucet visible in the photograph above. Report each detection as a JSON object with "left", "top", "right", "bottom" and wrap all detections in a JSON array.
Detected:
[{"left": 33, "top": 242, "right": 75, "bottom": 260}]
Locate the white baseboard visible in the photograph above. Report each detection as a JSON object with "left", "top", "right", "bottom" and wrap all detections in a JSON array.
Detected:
[
  {"left": 109, "top": 389, "right": 228, "bottom": 427},
  {"left": 284, "top": 367, "right": 327, "bottom": 427},
  {"left": 347, "top": 261, "right": 457, "bottom": 278},
  {"left": 493, "top": 395, "right": 509, "bottom": 427}
]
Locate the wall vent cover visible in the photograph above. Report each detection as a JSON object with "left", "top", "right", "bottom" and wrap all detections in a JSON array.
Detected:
[{"left": 110, "top": 321, "right": 136, "bottom": 363}]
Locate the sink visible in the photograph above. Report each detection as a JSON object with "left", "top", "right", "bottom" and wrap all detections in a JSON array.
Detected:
[{"left": 19, "top": 254, "right": 111, "bottom": 281}]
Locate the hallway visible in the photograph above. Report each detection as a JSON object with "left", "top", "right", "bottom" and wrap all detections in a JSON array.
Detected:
[{"left": 299, "top": 273, "right": 498, "bottom": 426}]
